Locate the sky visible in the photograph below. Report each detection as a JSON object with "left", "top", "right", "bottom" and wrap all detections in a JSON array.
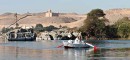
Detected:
[{"left": 0, "top": 0, "right": 130, "bottom": 14}]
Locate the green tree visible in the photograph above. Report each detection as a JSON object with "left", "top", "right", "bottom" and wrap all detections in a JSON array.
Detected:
[
  {"left": 80, "top": 9, "right": 107, "bottom": 38},
  {"left": 15, "top": 23, "right": 19, "bottom": 28},
  {"left": 115, "top": 17, "right": 130, "bottom": 38},
  {"left": 105, "top": 25, "right": 119, "bottom": 39},
  {"left": 1, "top": 27, "right": 13, "bottom": 33},
  {"left": 87, "top": 9, "right": 105, "bottom": 17},
  {"left": 59, "top": 25, "right": 62, "bottom": 28},
  {"left": 1, "top": 27, "right": 6, "bottom": 33},
  {"left": 45, "top": 25, "right": 58, "bottom": 31},
  {"left": 35, "top": 24, "right": 44, "bottom": 32},
  {"left": 62, "top": 26, "right": 68, "bottom": 28}
]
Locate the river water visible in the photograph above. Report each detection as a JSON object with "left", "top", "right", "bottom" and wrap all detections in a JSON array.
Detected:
[{"left": 0, "top": 40, "right": 130, "bottom": 60}]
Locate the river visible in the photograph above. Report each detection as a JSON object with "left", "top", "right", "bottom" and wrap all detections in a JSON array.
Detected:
[{"left": 0, "top": 40, "right": 130, "bottom": 60}]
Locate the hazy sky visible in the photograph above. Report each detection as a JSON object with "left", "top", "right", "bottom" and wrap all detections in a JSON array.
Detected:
[{"left": 0, "top": 0, "right": 129, "bottom": 14}]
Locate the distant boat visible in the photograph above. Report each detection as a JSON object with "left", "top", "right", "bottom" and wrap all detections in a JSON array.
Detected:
[
  {"left": 6, "top": 28, "right": 37, "bottom": 41},
  {"left": 63, "top": 38, "right": 94, "bottom": 48}
]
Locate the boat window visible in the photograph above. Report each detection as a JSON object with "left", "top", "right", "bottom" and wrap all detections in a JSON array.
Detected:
[
  {"left": 9, "top": 33, "right": 15, "bottom": 38},
  {"left": 17, "top": 33, "right": 25, "bottom": 38},
  {"left": 25, "top": 33, "right": 33, "bottom": 37}
]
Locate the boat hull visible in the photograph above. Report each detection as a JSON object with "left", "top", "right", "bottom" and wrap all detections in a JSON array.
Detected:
[
  {"left": 8, "top": 37, "right": 36, "bottom": 41},
  {"left": 64, "top": 46, "right": 90, "bottom": 48},
  {"left": 63, "top": 41, "right": 91, "bottom": 48}
]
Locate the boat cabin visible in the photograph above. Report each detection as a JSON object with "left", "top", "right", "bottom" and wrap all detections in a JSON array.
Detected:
[{"left": 7, "top": 29, "right": 36, "bottom": 41}]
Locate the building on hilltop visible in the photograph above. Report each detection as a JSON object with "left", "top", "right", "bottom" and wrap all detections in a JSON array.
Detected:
[{"left": 45, "top": 9, "right": 59, "bottom": 17}]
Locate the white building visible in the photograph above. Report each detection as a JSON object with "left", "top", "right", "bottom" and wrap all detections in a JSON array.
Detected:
[{"left": 45, "top": 10, "right": 59, "bottom": 17}]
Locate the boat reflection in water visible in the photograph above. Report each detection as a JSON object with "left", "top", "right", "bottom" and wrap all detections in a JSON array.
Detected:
[{"left": 63, "top": 48, "right": 95, "bottom": 60}]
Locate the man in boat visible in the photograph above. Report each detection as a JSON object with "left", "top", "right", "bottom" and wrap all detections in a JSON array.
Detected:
[
  {"left": 73, "top": 32, "right": 83, "bottom": 44},
  {"left": 70, "top": 32, "right": 76, "bottom": 40}
]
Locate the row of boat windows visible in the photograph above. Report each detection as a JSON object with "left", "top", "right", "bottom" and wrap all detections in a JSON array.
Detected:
[{"left": 8, "top": 32, "right": 34, "bottom": 38}]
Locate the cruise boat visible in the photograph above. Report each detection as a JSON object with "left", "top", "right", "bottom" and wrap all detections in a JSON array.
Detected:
[{"left": 6, "top": 29, "right": 37, "bottom": 41}]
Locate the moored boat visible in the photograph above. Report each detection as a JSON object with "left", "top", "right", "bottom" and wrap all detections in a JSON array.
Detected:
[{"left": 6, "top": 28, "right": 37, "bottom": 41}]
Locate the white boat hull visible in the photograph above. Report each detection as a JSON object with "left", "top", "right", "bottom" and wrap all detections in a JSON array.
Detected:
[{"left": 63, "top": 41, "right": 90, "bottom": 48}]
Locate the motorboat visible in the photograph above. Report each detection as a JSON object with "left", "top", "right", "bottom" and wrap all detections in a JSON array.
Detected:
[{"left": 63, "top": 38, "right": 95, "bottom": 48}]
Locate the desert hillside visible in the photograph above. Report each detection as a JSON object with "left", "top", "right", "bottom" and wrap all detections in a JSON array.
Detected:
[
  {"left": 105, "top": 8, "right": 130, "bottom": 24},
  {"left": 0, "top": 11, "right": 86, "bottom": 28},
  {"left": 1, "top": 8, "right": 130, "bottom": 29}
]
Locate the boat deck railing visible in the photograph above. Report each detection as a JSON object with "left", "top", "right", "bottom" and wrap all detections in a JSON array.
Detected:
[{"left": 7, "top": 32, "right": 34, "bottom": 39}]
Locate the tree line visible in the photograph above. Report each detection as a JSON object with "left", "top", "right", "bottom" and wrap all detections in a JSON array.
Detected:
[
  {"left": 80, "top": 9, "right": 130, "bottom": 39},
  {"left": 1, "top": 24, "right": 58, "bottom": 33}
]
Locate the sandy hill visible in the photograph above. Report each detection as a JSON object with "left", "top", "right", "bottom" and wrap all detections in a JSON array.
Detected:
[
  {"left": 0, "top": 12, "right": 86, "bottom": 28},
  {"left": 1, "top": 8, "right": 130, "bottom": 29},
  {"left": 105, "top": 8, "right": 130, "bottom": 24}
]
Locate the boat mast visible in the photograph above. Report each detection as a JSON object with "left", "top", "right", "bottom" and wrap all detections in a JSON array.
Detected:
[
  {"left": 14, "top": 13, "right": 18, "bottom": 28},
  {"left": 7, "top": 13, "right": 32, "bottom": 28}
]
